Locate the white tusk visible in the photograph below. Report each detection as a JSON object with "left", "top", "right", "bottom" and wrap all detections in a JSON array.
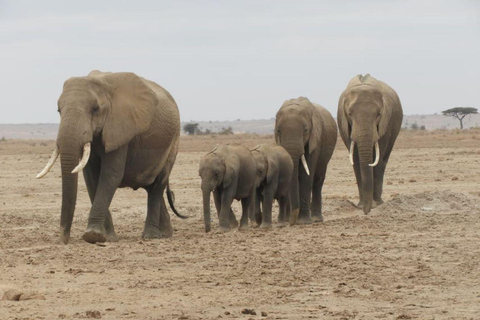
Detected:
[
  {"left": 349, "top": 141, "right": 355, "bottom": 165},
  {"left": 301, "top": 154, "right": 310, "bottom": 176},
  {"left": 369, "top": 142, "right": 380, "bottom": 167},
  {"left": 71, "top": 143, "right": 91, "bottom": 174},
  {"left": 36, "top": 147, "right": 60, "bottom": 179}
]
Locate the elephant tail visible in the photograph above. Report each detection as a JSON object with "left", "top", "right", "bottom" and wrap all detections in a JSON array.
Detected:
[{"left": 167, "top": 182, "right": 188, "bottom": 219}]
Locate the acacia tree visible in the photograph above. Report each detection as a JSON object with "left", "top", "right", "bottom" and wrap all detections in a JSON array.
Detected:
[
  {"left": 441, "top": 107, "right": 478, "bottom": 129},
  {"left": 183, "top": 123, "right": 200, "bottom": 135}
]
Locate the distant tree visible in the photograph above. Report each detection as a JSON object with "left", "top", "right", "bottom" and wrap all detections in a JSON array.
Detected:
[
  {"left": 410, "top": 122, "right": 419, "bottom": 130},
  {"left": 441, "top": 107, "right": 478, "bottom": 129},
  {"left": 420, "top": 125, "right": 426, "bottom": 130},
  {"left": 219, "top": 126, "right": 234, "bottom": 135},
  {"left": 183, "top": 123, "right": 200, "bottom": 135}
]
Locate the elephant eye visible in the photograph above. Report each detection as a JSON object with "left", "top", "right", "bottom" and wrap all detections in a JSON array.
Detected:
[{"left": 91, "top": 105, "right": 99, "bottom": 113}]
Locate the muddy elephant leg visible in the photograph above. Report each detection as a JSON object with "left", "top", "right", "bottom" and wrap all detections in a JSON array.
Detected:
[
  {"left": 83, "top": 146, "right": 127, "bottom": 244},
  {"left": 83, "top": 159, "right": 118, "bottom": 242},
  {"left": 311, "top": 168, "right": 326, "bottom": 223},
  {"left": 260, "top": 187, "right": 274, "bottom": 229},
  {"left": 373, "top": 161, "right": 386, "bottom": 206},
  {"left": 142, "top": 178, "right": 173, "bottom": 240},
  {"left": 229, "top": 208, "right": 238, "bottom": 228},
  {"left": 297, "top": 163, "right": 313, "bottom": 225}
]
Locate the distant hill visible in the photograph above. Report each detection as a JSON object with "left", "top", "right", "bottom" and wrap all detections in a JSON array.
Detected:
[{"left": 1, "top": 114, "right": 479, "bottom": 140}]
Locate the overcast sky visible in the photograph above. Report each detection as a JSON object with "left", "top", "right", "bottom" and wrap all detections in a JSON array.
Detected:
[{"left": 0, "top": 0, "right": 479, "bottom": 123}]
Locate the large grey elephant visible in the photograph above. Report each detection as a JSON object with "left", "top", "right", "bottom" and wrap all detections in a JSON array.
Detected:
[
  {"left": 37, "top": 70, "right": 186, "bottom": 244},
  {"left": 250, "top": 144, "right": 293, "bottom": 228},
  {"left": 199, "top": 144, "right": 256, "bottom": 233},
  {"left": 337, "top": 74, "right": 403, "bottom": 214},
  {"left": 275, "top": 97, "right": 337, "bottom": 225}
]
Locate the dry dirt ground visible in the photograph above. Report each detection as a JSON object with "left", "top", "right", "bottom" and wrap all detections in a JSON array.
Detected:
[{"left": 0, "top": 130, "right": 479, "bottom": 320}]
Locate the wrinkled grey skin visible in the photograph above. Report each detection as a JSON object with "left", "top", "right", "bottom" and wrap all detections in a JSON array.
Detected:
[
  {"left": 337, "top": 74, "right": 403, "bottom": 214},
  {"left": 43, "top": 70, "right": 184, "bottom": 244},
  {"left": 251, "top": 144, "right": 293, "bottom": 228},
  {"left": 275, "top": 97, "right": 337, "bottom": 225},
  {"left": 199, "top": 144, "right": 256, "bottom": 233}
]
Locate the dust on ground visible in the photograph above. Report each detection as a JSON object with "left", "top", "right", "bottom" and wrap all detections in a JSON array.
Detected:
[{"left": 0, "top": 129, "right": 479, "bottom": 319}]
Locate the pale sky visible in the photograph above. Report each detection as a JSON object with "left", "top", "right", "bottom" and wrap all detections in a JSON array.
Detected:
[{"left": 1, "top": 0, "right": 479, "bottom": 123}]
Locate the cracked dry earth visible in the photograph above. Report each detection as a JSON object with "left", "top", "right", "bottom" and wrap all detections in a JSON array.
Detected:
[{"left": 0, "top": 130, "right": 479, "bottom": 320}]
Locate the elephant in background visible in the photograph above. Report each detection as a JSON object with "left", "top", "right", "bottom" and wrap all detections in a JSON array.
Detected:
[
  {"left": 199, "top": 144, "right": 256, "bottom": 233},
  {"left": 275, "top": 97, "right": 337, "bottom": 225},
  {"left": 250, "top": 144, "right": 293, "bottom": 228},
  {"left": 337, "top": 74, "right": 403, "bottom": 214},
  {"left": 37, "top": 70, "right": 186, "bottom": 244}
]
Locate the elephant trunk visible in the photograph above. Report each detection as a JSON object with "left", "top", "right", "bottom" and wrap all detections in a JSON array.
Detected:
[
  {"left": 59, "top": 148, "right": 80, "bottom": 244},
  {"left": 357, "top": 138, "right": 374, "bottom": 214},
  {"left": 202, "top": 190, "right": 212, "bottom": 233},
  {"left": 57, "top": 116, "right": 90, "bottom": 244},
  {"left": 280, "top": 140, "right": 302, "bottom": 225}
]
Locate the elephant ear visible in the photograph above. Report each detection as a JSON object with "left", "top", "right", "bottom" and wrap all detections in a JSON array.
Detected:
[
  {"left": 308, "top": 104, "right": 323, "bottom": 154},
  {"left": 223, "top": 153, "right": 240, "bottom": 188},
  {"left": 378, "top": 90, "right": 394, "bottom": 138},
  {"left": 337, "top": 91, "right": 351, "bottom": 144},
  {"left": 101, "top": 73, "right": 158, "bottom": 153},
  {"left": 266, "top": 154, "right": 278, "bottom": 184},
  {"left": 274, "top": 118, "right": 280, "bottom": 144}
]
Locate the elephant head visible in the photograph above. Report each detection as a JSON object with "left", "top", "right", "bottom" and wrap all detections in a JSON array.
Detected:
[
  {"left": 251, "top": 144, "right": 278, "bottom": 188},
  {"left": 37, "top": 71, "right": 158, "bottom": 243},
  {"left": 198, "top": 146, "right": 239, "bottom": 232},
  {"left": 274, "top": 97, "right": 322, "bottom": 218},
  {"left": 337, "top": 74, "right": 393, "bottom": 213}
]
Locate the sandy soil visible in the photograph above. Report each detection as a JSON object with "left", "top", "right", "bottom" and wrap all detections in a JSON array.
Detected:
[{"left": 0, "top": 129, "right": 479, "bottom": 320}]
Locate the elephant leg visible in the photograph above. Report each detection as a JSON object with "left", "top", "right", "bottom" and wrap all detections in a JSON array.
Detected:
[
  {"left": 297, "top": 164, "right": 313, "bottom": 225},
  {"left": 213, "top": 189, "right": 221, "bottom": 218},
  {"left": 311, "top": 168, "right": 326, "bottom": 223},
  {"left": 83, "top": 146, "right": 128, "bottom": 244},
  {"left": 239, "top": 195, "right": 253, "bottom": 231},
  {"left": 277, "top": 195, "right": 288, "bottom": 226},
  {"left": 219, "top": 190, "right": 235, "bottom": 232},
  {"left": 229, "top": 208, "right": 238, "bottom": 228},
  {"left": 260, "top": 187, "right": 274, "bottom": 229},
  {"left": 255, "top": 188, "right": 263, "bottom": 226},
  {"left": 373, "top": 140, "right": 394, "bottom": 206},
  {"left": 285, "top": 196, "right": 291, "bottom": 221},
  {"left": 83, "top": 159, "right": 118, "bottom": 242},
  {"left": 142, "top": 179, "right": 173, "bottom": 240}
]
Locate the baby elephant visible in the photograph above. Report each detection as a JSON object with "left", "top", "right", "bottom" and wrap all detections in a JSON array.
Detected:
[
  {"left": 251, "top": 144, "right": 293, "bottom": 228},
  {"left": 199, "top": 144, "right": 256, "bottom": 233}
]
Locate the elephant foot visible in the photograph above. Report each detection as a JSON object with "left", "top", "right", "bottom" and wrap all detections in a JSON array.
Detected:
[
  {"left": 230, "top": 219, "right": 239, "bottom": 229},
  {"left": 60, "top": 228, "right": 70, "bottom": 245},
  {"left": 296, "top": 215, "right": 313, "bottom": 225},
  {"left": 259, "top": 222, "right": 272, "bottom": 229},
  {"left": 219, "top": 225, "right": 233, "bottom": 233},
  {"left": 374, "top": 198, "right": 384, "bottom": 206},
  {"left": 276, "top": 220, "right": 287, "bottom": 228},
  {"left": 82, "top": 228, "right": 107, "bottom": 244},
  {"left": 105, "top": 231, "right": 119, "bottom": 242},
  {"left": 289, "top": 209, "right": 300, "bottom": 226},
  {"left": 142, "top": 224, "right": 173, "bottom": 240},
  {"left": 356, "top": 200, "right": 364, "bottom": 209},
  {"left": 311, "top": 214, "right": 324, "bottom": 223}
]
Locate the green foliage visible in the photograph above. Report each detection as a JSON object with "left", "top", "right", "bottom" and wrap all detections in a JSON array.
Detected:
[
  {"left": 183, "top": 123, "right": 200, "bottom": 135},
  {"left": 219, "top": 126, "right": 234, "bottom": 135}
]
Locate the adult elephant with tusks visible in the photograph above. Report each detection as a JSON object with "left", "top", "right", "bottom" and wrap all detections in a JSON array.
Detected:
[
  {"left": 337, "top": 74, "right": 403, "bottom": 214},
  {"left": 37, "top": 70, "right": 187, "bottom": 244},
  {"left": 275, "top": 97, "right": 337, "bottom": 225}
]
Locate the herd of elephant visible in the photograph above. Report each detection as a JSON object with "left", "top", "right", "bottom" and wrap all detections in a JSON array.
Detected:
[{"left": 36, "top": 70, "right": 403, "bottom": 244}]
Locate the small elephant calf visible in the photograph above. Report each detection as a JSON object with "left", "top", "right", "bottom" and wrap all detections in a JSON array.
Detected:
[
  {"left": 251, "top": 144, "right": 293, "bottom": 228},
  {"left": 199, "top": 144, "right": 256, "bottom": 232}
]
